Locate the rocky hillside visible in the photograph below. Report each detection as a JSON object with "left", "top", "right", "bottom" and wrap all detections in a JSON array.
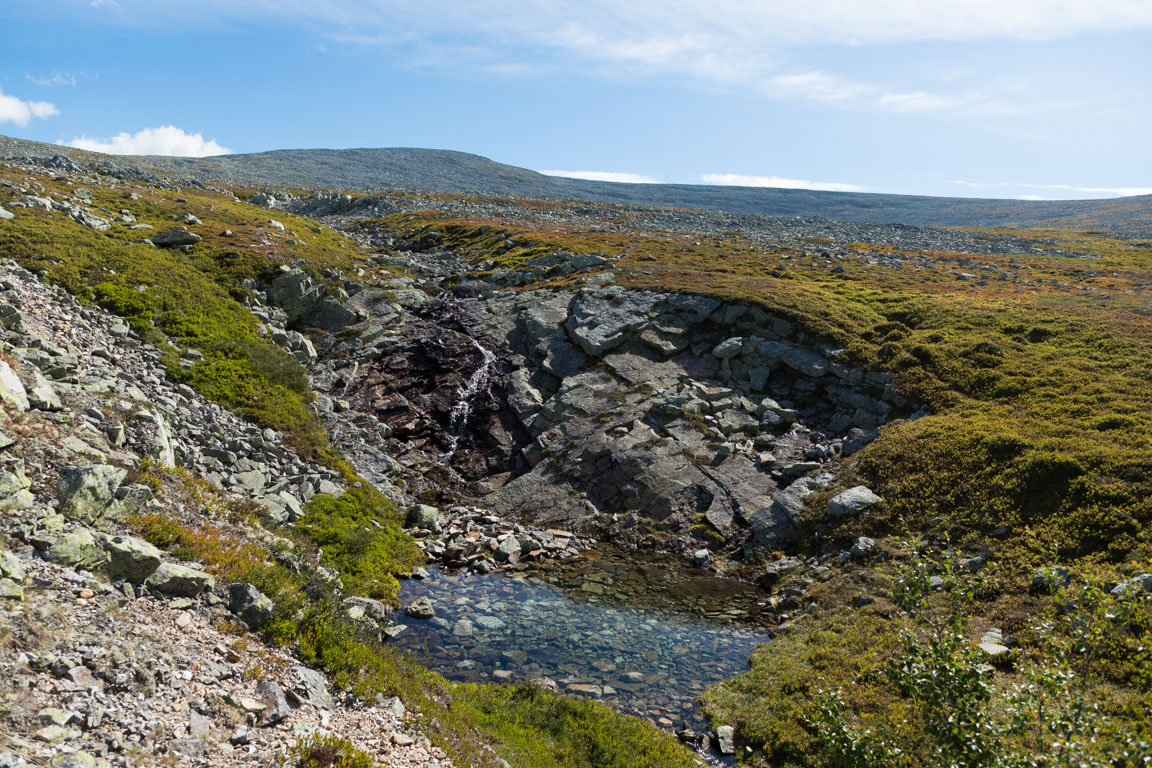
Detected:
[
  {"left": 1, "top": 142, "right": 1150, "bottom": 768},
  {"left": 3, "top": 134, "right": 1151, "bottom": 232}
]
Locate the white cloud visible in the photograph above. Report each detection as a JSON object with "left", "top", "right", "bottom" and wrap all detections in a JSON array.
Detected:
[
  {"left": 27, "top": 71, "right": 96, "bottom": 87},
  {"left": 540, "top": 169, "right": 660, "bottom": 184},
  {"left": 952, "top": 179, "right": 1152, "bottom": 199},
  {"left": 0, "top": 89, "right": 59, "bottom": 126},
  {"left": 64, "top": 125, "right": 230, "bottom": 156},
  {"left": 701, "top": 173, "right": 866, "bottom": 193}
]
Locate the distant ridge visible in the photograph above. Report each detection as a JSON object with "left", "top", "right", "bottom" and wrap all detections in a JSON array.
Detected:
[{"left": 3, "top": 135, "right": 1149, "bottom": 231}]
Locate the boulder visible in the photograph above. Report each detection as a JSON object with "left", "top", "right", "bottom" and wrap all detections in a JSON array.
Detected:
[
  {"left": 293, "top": 666, "right": 333, "bottom": 709},
  {"left": 850, "top": 536, "right": 876, "bottom": 559},
  {"left": 0, "top": 549, "right": 25, "bottom": 582},
  {"left": 46, "top": 530, "right": 109, "bottom": 571},
  {"left": 711, "top": 337, "right": 744, "bottom": 359},
  {"left": 827, "top": 486, "right": 882, "bottom": 518},
  {"left": 25, "top": 369, "right": 62, "bottom": 411},
  {"left": 145, "top": 562, "right": 215, "bottom": 597},
  {"left": 103, "top": 535, "right": 162, "bottom": 583},
  {"left": 255, "top": 680, "right": 291, "bottom": 726},
  {"left": 1112, "top": 573, "right": 1152, "bottom": 596},
  {"left": 749, "top": 476, "right": 824, "bottom": 549},
  {"left": 0, "top": 460, "right": 34, "bottom": 510},
  {"left": 57, "top": 464, "right": 127, "bottom": 523},
  {"left": 228, "top": 582, "right": 275, "bottom": 626},
  {"left": 406, "top": 504, "right": 441, "bottom": 532},
  {"left": 151, "top": 227, "right": 202, "bottom": 247},
  {"left": 494, "top": 536, "right": 521, "bottom": 563},
  {"left": 715, "top": 725, "right": 736, "bottom": 755},
  {"left": 0, "top": 362, "right": 29, "bottom": 411}
]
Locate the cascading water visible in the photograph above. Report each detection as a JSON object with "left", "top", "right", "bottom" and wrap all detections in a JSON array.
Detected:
[{"left": 439, "top": 338, "right": 497, "bottom": 463}]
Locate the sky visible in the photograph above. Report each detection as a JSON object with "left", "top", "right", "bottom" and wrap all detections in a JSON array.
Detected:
[{"left": 1, "top": 1, "right": 1150, "bottom": 200}]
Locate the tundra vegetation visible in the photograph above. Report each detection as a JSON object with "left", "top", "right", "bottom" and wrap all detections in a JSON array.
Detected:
[{"left": 3, "top": 158, "right": 1151, "bottom": 766}]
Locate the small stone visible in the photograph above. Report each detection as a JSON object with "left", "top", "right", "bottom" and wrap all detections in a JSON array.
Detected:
[
  {"left": 715, "top": 725, "right": 736, "bottom": 754},
  {"left": 850, "top": 537, "right": 876, "bottom": 559},
  {"left": 404, "top": 596, "right": 435, "bottom": 620},
  {"left": 230, "top": 725, "right": 250, "bottom": 745},
  {"left": 256, "top": 680, "right": 291, "bottom": 725},
  {"left": 827, "top": 486, "right": 882, "bottom": 518},
  {"left": 392, "top": 732, "right": 415, "bottom": 746}
]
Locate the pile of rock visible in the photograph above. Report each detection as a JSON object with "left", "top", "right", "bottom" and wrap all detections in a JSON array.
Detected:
[{"left": 405, "top": 504, "right": 588, "bottom": 574}]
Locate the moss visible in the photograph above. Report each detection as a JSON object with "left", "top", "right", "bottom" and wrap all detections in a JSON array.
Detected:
[{"left": 296, "top": 487, "right": 424, "bottom": 602}]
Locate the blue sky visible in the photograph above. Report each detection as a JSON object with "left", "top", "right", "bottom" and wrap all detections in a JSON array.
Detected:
[{"left": 1, "top": 0, "right": 1150, "bottom": 199}]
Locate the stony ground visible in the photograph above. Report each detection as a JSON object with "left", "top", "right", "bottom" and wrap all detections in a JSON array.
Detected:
[{"left": 0, "top": 262, "right": 452, "bottom": 767}]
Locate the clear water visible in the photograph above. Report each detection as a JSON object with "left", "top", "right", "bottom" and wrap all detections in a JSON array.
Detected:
[{"left": 391, "top": 554, "right": 772, "bottom": 736}]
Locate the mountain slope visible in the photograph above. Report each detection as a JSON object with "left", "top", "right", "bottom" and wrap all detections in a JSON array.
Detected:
[{"left": 3, "top": 134, "right": 1150, "bottom": 231}]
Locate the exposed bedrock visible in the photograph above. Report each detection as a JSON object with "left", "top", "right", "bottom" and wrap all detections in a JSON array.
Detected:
[{"left": 312, "top": 274, "right": 916, "bottom": 561}]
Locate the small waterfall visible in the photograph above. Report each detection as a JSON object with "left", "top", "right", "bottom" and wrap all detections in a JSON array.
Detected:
[{"left": 440, "top": 338, "right": 497, "bottom": 463}]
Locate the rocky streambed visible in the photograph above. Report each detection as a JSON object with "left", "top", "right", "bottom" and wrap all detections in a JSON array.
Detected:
[{"left": 390, "top": 550, "right": 773, "bottom": 745}]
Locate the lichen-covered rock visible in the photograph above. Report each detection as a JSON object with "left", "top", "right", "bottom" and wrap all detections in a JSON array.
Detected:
[
  {"left": 406, "top": 504, "right": 441, "bottom": 532},
  {"left": 46, "top": 530, "right": 109, "bottom": 571},
  {"left": 57, "top": 464, "right": 127, "bottom": 524},
  {"left": 0, "top": 460, "right": 34, "bottom": 510},
  {"left": 103, "top": 535, "right": 163, "bottom": 583},
  {"left": 151, "top": 226, "right": 202, "bottom": 247}
]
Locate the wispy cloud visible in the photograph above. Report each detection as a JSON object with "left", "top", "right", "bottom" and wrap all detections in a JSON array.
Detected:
[
  {"left": 540, "top": 169, "right": 660, "bottom": 184},
  {"left": 702, "top": 173, "right": 866, "bottom": 193},
  {"left": 0, "top": 89, "right": 59, "bottom": 126},
  {"left": 952, "top": 180, "right": 1152, "bottom": 199},
  {"left": 55, "top": 1, "right": 1152, "bottom": 118},
  {"left": 64, "top": 125, "right": 230, "bottom": 156},
  {"left": 26, "top": 70, "right": 97, "bottom": 87}
]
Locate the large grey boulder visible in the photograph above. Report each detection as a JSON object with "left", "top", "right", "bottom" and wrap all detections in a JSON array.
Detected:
[
  {"left": 264, "top": 268, "right": 357, "bottom": 331},
  {"left": 827, "top": 486, "right": 882, "bottom": 518},
  {"left": 256, "top": 680, "right": 291, "bottom": 726},
  {"left": 293, "top": 666, "right": 333, "bottom": 709},
  {"left": 151, "top": 227, "right": 202, "bottom": 247},
  {"left": 57, "top": 464, "right": 127, "bottom": 523},
  {"left": 145, "top": 562, "right": 215, "bottom": 597},
  {"left": 715, "top": 725, "right": 736, "bottom": 755},
  {"left": 404, "top": 596, "right": 435, "bottom": 620},
  {"left": 0, "top": 205, "right": 14, "bottom": 220},
  {"left": 1112, "top": 573, "right": 1152, "bottom": 596},
  {"left": 103, "top": 535, "right": 162, "bottom": 583},
  {"left": 0, "top": 549, "right": 26, "bottom": 581},
  {"left": 228, "top": 582, "right": 275, "bottom": 626}
]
